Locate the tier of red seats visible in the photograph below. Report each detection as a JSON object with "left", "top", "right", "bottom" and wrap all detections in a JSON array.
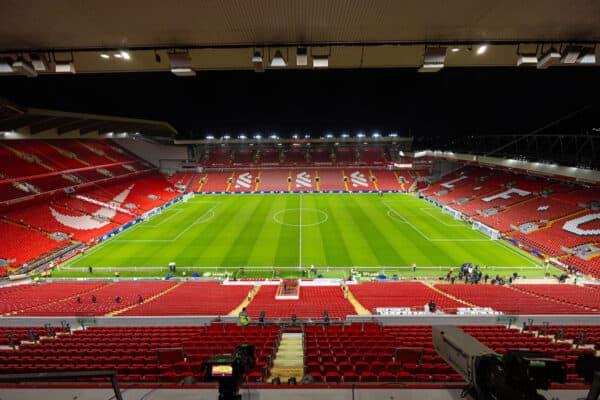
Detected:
[
  {"left": 18, "top": 281, "right": 177, "bottom": 316},
  {"left": 195, "top": 168, "right": 406, "bottom": 193},
  {"left": 120, "top": 282, "right": 251, "bottom": 316},
  {"left": 435, "top": 283, "right": 595, "bottom": 314},
  {"left": 423, "top": 166, "right": 600, "bottom": 275},
  {"left": 513, "top": 284, "right": 600, "bottom": 312},
  {"left": 245, "top": 285, "right": 356, "bottom": 319},
  {"left": 82, "top": 175, "right": 179, "bottom": 212},
  {"left": 58, "top": 197, "right": 133, "bottom": 225},
  {"left": 529, "top": 324, "right": 600, "bottom": 350},
  {"left": 509, "top": 210, "right": 600, "bottom": 256},
  {"left": 0, "top": 324, "right": 280, "bottom": 383},
  {"left": 197, "top": 171, "right": 231, "bottom": 192},
  {"left": 0, "top": 326, "right": 70, "bottom": 347},
  {"left": 6, "top": 203, "right": 121, "bottom": 243},
  {"left": 0, "top": 144, "right": 51, "bottom": 179},
  {"left": 0, "top": 282, "right": 108, "bottom": 314},
  {"left": 315, "top": 168, "right": 346, "bottom": 191},
  {"left": 0, "top": 221, "right": 68, "bottom": 266},
  {"left": 350, "top": 282, "right": 468, "bottom": 314},
  {"left": 553, "top": 188, "right": 600, "bottom": 206},
  {"left": 481, "top": 197, "right": 581, "bottom": 233},
  {"left": 304, "top": 324, "right": 590, "bottom": 383},
  {"left": 563, "top": 256, "right": 600, "bottom": 279}
]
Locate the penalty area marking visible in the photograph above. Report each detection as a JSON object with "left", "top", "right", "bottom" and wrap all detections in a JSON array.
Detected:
[
  {"left": 116, "top": 202, "right": 219, "bottom": 243},
  {"left": 382, "top": 201, "right": 488, "bottom": 242},
  {"left": 272, "top": 207, "right": 329, "bottom": 227}
]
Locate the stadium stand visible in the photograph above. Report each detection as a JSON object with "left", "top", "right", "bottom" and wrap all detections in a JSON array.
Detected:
[
  {"left": 196, "top": 171, "right": 229, "bottom": 192},
  {"left": 313, "top": 168, "right": 346, "bottom": 191},
  {"left": 0, "top": 324, "right": 280, "bottom": 383},
  {"left": 481, "top": 197, "right": 581, "bottom": 233},
  {"left": 350, "top": 282, "right": 468, "bottom": 314},
  {"left": 258, "top": 169, "right": 291, "bottom": 192},
  {"left": 435, "top": 283, "right": 596, "bottom": 314},
  {"left": 304, "top": 323, "right": 592, "bottom": 383},
  {"left": 0, "top": 282, "right": 108, "bottom": 315},
  {"left": 513, "top": 284, "right": 600, "bottom": 312},
  {"left": 17, "top": 281, "right": 177, "bottom": 316},
  {"left": 509, "top": 210, "right": 600, "bottom": 256},
  {"left": 563, "top": 256, "right": 600, "bottom": 278},
  {"left": 245, "top": 285, "right": 356, "bottom": 320},
  {"left": 6, "top": 203, "right": 122, "bottom": 243},
  {"left": 0, "top": 220, "right": 69, "bottom": 266},
  {"left": 120, "top": 282, "right": 251, "bottom": 316}
]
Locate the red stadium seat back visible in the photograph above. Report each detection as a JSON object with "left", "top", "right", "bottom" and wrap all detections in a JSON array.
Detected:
[{"left": 394, "top": 347, "right": 424, "bottom": 365}]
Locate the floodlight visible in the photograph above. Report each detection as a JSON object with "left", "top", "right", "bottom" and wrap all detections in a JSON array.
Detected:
[
  {"left": 0, "top": 58, "right": 15, "bottom": 73},
  {"left": 517, "top": 55, "right": 538, "bottom": 67},
  {"left": 537, "top": 48, "right": 561, "bottom": 69},
  {"left": 12, "top": 60, "right": 37, "bottom": 78},
  {"left": 55, "top": 62, "right": 76, "bottom": 73},
  {"left": 296, "top": 47, "right": 308, "bottom": 66},
  {"left": 312, "top": 55, "right": 329, "bottom": 68},
  {"left": 168, "top": 52, "right": 196, "bottom": 76},
  {"left": 252, "top": 51, "right": 264, "bottom": 72},
  {"left": 577, "top": 47, "right": 596, "bottom": 64},
  {"left": 30, "top": 54, "right": 48, "bottom": 71},
  {"left": 120, "top": 51, "right": 131, "bottom": 60},
  {"left": 476, "top": 45, "right": 488, "bottom": 55},
  {"left": 561, "top": 46, "right": 581, "bottom": 64},
  {"left": 100, "top": 53, "right": 110, "bottom": 59},
  {"left": 418, "top": 47, "right": 447, "bottom": 73},
  {"left": 270, "top": 50, "right": 287, "bottom": 67}
]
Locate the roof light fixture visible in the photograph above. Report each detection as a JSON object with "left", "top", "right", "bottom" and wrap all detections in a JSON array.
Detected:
[
  {"left": 312, "top": 55, "right": 329, "bottom": 68},
  {"left": 537, "top": 47, "right": 561, "bottom": 69},
  {"left": 270, "top": 50, "right": 287, "bottom": 68},
  {"left": 168, "top": 52, "right": 196, "bottom": 76},
  {"left": 30, "top": 54, "right": 48, "bottom": 71},
  {"left": 252, "top": 51, "right": 264, "bottom": 72},
  {"left": 418, "top": 47, "right": 447, "bottom": 73},
  {"left": 296, "top": 47, "right": 308, "bottom": 66},
  {"left": 476, "top": 45, "right": 488, "bottom": 55},
  {"left": 577, "top": 47, "right": 596, "bottom": 64},
  {"left": 12, "top": 59, "right": 37, "bottom": 78}
]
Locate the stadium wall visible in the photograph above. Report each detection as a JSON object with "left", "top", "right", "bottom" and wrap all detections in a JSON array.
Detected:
[
  {"left": 114, "top": 138, "right": 188, "bottom": 169},
  {"left": 0, "top": 386, "right": 588, "bottom": 400}
]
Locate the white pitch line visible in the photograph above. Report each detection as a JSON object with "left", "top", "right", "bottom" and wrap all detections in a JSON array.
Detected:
[
  {"left": 117, "top": 203, "right": 219, "bottom": 243},
  {"left": 382, "top": 200, "right": 489, "bottom": 242},
  {"left": 419, "top": 207, "right": 464, "bottom": 227},
  {"left": 299, "top": 194, "right": 303, "bottom": 268}
]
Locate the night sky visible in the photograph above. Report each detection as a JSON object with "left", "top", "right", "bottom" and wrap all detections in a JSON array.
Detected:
[{"left": 1, "top": 67, "right": 599, "bottom": 139}]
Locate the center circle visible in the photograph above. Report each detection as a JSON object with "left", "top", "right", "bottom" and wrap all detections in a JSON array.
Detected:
[{"left": 273, "top": 208, "right": 329, "bottom": 227}]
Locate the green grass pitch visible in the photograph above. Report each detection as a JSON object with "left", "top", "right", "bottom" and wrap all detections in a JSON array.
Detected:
[{"left": 55, "top": 193, "right": 552, "bottom": 278}]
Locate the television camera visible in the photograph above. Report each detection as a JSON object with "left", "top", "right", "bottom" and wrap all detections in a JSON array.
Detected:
[
  {"left": 433, "top": 326, "right": 568, "bottom": 400},
  {"left": 202, "top": 344, "right": 256, "bottom": 400}
]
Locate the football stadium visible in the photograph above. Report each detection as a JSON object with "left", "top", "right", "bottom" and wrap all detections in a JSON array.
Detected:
[{"left": 1, "top": 2, "right": 600, "bottom": 400}]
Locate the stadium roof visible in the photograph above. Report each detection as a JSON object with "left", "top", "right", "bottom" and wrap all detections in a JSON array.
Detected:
[
  {"left": 0, "top": 0, "right": 599, "bottom": 72},
  {"left": 0, "top": 98, "right": 177, "bottom": 139}
]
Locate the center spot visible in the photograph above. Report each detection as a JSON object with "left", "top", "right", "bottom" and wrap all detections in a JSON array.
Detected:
[{"left": 273, "top": 208, "right": 329, "bottom": 227}]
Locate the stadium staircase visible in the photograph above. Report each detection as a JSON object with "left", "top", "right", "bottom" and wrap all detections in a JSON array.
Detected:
[
  {"left": 268, "top": 332, "right": 304, "bottom": 383},
  {"left": 229, "top": 285, "right": 260, "bottom": 316},
  {"left": 345, "top": 287, "right": 371, "bottom": 315},
  {"left": 423, "top": 282, "right": 478, "bottom": 308},
  {"left": 11, "top": 282, "right": 110, "bottom": 316},
  {"left": 110, "top": 281, "right": 184, "bottom": 316}
]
